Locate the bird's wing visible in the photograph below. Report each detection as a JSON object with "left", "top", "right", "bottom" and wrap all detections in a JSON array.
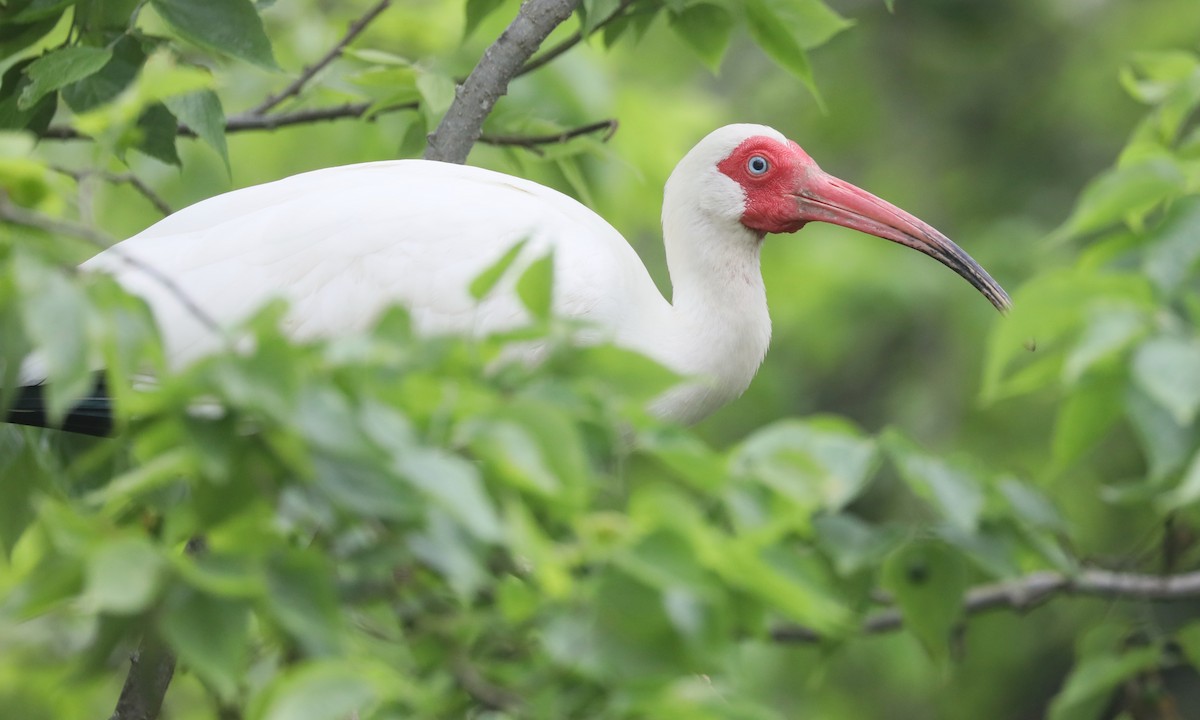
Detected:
[{"left": 80, "top": 160, "right": 667, "bottom": 368}]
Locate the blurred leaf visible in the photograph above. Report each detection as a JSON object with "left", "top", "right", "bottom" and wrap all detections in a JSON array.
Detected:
[
  {"left": 0, "top": 438, "right": 38, "bottom": 555},
  {"left": 409, "top": 508, "right": 488, "bottom": 597},
  {"left": 256, "top": 660, "right": 380, "bottom": 720},
  {"left": 397, "top": 447, "right": 502, "bottom": 543},
  {"left": 18, "top": 46, "right": 112, "bottom": 110},
  {"left": 416, "top": 69, "right": 455, "bottom": 129},
  {"left": 310, "top": 454, "right": 420, "bottom": 521},
  {"left": 469, "top": 239, "right": 527, "bottom": 301},
  {"left": 165, "top": 89, "right": 229, "bottom": 171},
  {"left": 15, "top": 254, "right": 92, "bottom": 422},
  {"left": 10, "top": 0, "right": 75, "bottom": 24},
  {"left": 1125, "top": 384, "right": 1193, "bottom": 481},
  {"left": 84, "top": 535, "right": 166, "bottom": 614},
  {"left": 881, "top": 540, "right": 966, "bottom": 659},
  {"left": 516, "top": 251, "right": 554, "bottom": 321},
  {"left": 1052, "top": 159, "right": 1185, "bottom": 240},
  {"left": 1131, "top": 335, "right": 1200, "bottom": 425},
  {"left": 998, "top": 477, "right": 1066, "bottom": 533},
  {"left": 265, "top": 549, "right": 342, "bottom": 656},
  {"left": 1144, "top": 197, "right": 1200, "bottom": 296},
  {"left": 150, "top": 0, "right": 278, "bottom": 69},
  {"left": 582, "top": 0, "right": 621, "bottom": 35},
  {"left": 814, "top": 513, "right": 902, "bottom": 576},
  {"left": 638, "top": 425, "right": 726, "bottom": 491},
  {"left": 0, "top": 14, "right": 60, "bottom": 58},
  {"left": 668, "top": 3, "right": 733, "bottom": 72},
  {"left": 1047, "top": 645, "right": 1161, "bottom": 720},
  {"left": 133, "top": 102, "right": 180, "bottom": 165},
  {"left": 883, "top": 430, "right": 984, "bottom": 534},
  {"left": 731, "top": 417, "right": 879, "bottom": 513},
  {"left": 1052, "top": 369, "right": 1125, "bottom": 470},
  {"left": 1178, "top": 621, "right": 1200, "bottom": 671},
  {"left": 1062, "top": 305, "right": 1146, "bottom": 385},
  {"left": 159, "top": 587, "right": 251, "bottom": 701},
  {"left": 1159, "top": 446, "right": 1200, "bottom": 511}
]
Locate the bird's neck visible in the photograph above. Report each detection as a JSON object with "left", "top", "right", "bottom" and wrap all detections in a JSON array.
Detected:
[{"left": 649, "top": 212, "right": 772, "bottom": 423}]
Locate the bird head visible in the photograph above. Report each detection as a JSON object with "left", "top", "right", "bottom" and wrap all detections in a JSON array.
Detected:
[{"left": 669, "top": 124, "right": 1011, "bottom": 312}]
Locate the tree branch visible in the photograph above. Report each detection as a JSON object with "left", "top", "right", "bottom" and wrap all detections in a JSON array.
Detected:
[
  {"left": 770, "top": 568, "right": 1200, "bottom": 644},
  {"left": 424, "top": 0, "right": 582, "bottom": 164},
  {"left": 51, "top": 166, "right": 173, "bottom": 216},
  {"left": 478, "top": 118, "right": 617, "bottom": 153},
  {"left": 516, "top": 0, "right": 638, "bottom": 77},
  {"left": 108, "top": 632, "right": 176, "bottom": 720},
  {"left": 249, "top": 0, "right": 392, "bottom": 116}
]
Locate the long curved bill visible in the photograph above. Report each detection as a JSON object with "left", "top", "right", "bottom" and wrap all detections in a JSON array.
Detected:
[{"left": 795, "top": 171, "right": 1012, "bottom": 312}]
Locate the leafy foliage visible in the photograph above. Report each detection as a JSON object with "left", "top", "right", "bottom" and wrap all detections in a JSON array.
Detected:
[{"left": 1, "top": 1, "right": 1200, "bottom": 719}]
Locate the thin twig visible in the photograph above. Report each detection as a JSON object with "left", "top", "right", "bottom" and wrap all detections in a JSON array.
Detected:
[
  {"left": 516, "top": 0, "right": 638, "bottom": 77},
  {"left": 249, "top": 0, "right": 392, "bottom": 116},
  {"left": 425, "top": 0, "right": 583, "bottom": 164},
  {"left": 51, "top": 166, "right": 173, "bottom": 216},
  {"left": 0, "top": 195, "right": 224, "bottom": 337},
  {"left": 770, "top": 568, "right": 1200, "bottom": 644},
  {"left": 478, "top": 118, "right": 617, "bottom": 154}
]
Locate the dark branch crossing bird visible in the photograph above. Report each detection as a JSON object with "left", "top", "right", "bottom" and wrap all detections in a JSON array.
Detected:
[{"left": 7, "top": 124, "right": 1010, "bottom": 435}]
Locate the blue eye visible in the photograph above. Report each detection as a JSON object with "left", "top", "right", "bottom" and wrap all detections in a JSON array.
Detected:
[{"left": 747, "top": 155, "right": 769, "bottom": 175}]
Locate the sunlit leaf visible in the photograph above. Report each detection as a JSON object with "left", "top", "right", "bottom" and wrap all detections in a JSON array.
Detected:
[
  {"left": 84, "top": 535, "right": 166, "bottom": 614},
  {"left": 165, "top": 89, "right": 229, "bottom": 171},
  {"left": 516, "top": 251, "right": 554, "bottom": 321},
  {"left": 469, "top": 239, "right": 527, "bottom": 301},
  {"left": 18, "top": 46, "right": 112, "bottom": 110},
  {"left": 668, "top": 3, "right": 733, "bottom": 72},
  {"left": 1052, "top": 159, "right": 1185, "bottom": 240}
]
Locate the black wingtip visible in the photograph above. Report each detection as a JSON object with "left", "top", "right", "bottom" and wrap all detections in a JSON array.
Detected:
[{"left": 5, "top": 376, "right": 114, "bottom": 437}]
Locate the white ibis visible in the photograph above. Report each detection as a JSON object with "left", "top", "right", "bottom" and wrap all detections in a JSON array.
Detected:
[{"left": 10, "top": 124, "right": 1009, "bottom": 434}]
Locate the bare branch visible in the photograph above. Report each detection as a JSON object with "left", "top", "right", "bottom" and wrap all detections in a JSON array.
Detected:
[
  {"left": 770, "top": 568, "right": 1200, "bottom": 644},
  {"left": 0, "top": 195, "right": 224, "bottom": 337},
  {"left": 478, "top": 118, "right": 617, "bottom": 154},
  {"left": 517, "top": 0, "right": 638, "bottom": 77},
  {"left": 249, "top": 0, "right": 392, "bottom": 116},
  {"left": 51, "top": 166, "right": 173, "bottom": 216},
  {"left": 425, "top": 0, "right": 582, "bottom": 164}
]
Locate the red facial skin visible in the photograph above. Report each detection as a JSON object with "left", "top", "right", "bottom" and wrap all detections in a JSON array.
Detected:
[
  {"left": 716, "top": 137, "right": 817, "bottom": 235},
  {"left": 714, "top": 134, "right": 1013, "bottom": 312}
]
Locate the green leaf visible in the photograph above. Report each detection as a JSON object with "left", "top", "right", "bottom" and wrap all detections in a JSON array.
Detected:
[
  {"left": 883, "top": 430, "right": 984, "bottom": 534},
  {"left": 265, "top": 550, "right": 342, "bottom": 656},
  {"left": 150, "top": 0, "right": 278, "bottom": 69},
  {"left": 159, "top": 587, "right": 251, "bottom": 701},
  {"left": 814, "top": 513, "right": 903, "bottom": 576},
  {"left": 881, "top": 540, "right": 967, "bottom": 659},
  {"left": 1159, "top": 447, "right": 1200, "bottom": 511},
  {"left": 0, "top": 16, "right": 62, "bottom": 61},
  {"left": 1178, "top": 621, "right": 1200, "bottom": 671},
  {"left": 1062, "top": 305, "right": 1146, "bottom": 385},
  {"left": 10, "top": 0, "right": 75, "bottom": 22},
  {"left": 1047, "top": 645, "right": 1161, "bottom": 720},
  {"left": 730, "top": 417, "right": 879, "bottom": 513},
  {"left": 668, "top": 3, "right": 733, "bottom": 72},
  {"left": 464, "top": 0, "right": 506, "bottom": 38},
  {"left": 61, "top": 35, "right": 145, "bottom": 113},
  {"left": 1052, "top": 159, "right": 1186, "bottom": 240},
  {"left": 396, "top": 448, "right": 502, "bottom": 543},
  {"left": 1126, "top": 383, "right": 1193, "bottom": 481},
  {"left": 134, "top": 102, "right": 181, "bottom": 166},
  {"left": 15, "top": 254, "right": 92, "bottom": 422},
  {"left": 409, "top": 508, "right": 488, "bottom": 597},
  {"left": 85, "top": 535, "right": 166, "bottom": 614},
  {"left": 18, "top": 46, "right": 113, "bottom": 110},
  {"left": 310, "top": 454, "right": 421, "bottom": 521},
  {"left": 581, "top": 0, "right": 622, "bottom": 35},
  {"left": 743, "top": 0, "right": 849, "bottom": 105},
  {"left": 0, "top": 437, "right": 39, "bottom": 555},
  {"left": 1144, "top": 197, "right": 1200, "bottom": 296},
  {"left": 165, "top": 89, "right": 229, "bottom": 171},
  {"left": 516, "top": 252, "right": 554, "bottom": 321},
  {"left": 469, "top": 239, "right": 527, "bottom": 301},
  {"left": 1131, "top": 335, "right": 1200, "bottom": 426},
  {"left": 0, "top": 60, "right": 56, "bottom": 133},
  {"left": 415, "top": 69, "right": 455, "bottom": 129},
  {"left": 257, "top": 660, "right": 380, "bottom": 720},
  {"left": 1052, "top": 369, "right": 1125, "bottom": 469}
]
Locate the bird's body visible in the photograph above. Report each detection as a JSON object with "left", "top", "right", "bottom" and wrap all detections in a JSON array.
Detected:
[{"left": 12, "top": 124, "right": 1010, "bottom": 433}]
